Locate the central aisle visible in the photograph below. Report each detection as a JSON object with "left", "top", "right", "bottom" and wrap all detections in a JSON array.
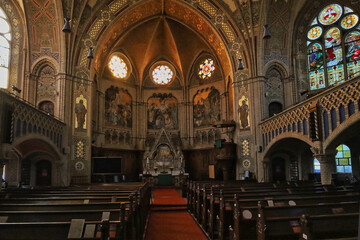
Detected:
[{"left": 145, "top": 187, "right": 207, "bottom": 240}]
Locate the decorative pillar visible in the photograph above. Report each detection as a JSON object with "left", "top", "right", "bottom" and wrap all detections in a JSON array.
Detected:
[{"left": 315, "top": 154, "right": 336, "bottom": 185}]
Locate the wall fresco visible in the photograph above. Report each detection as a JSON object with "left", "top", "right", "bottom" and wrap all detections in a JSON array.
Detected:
[
  {"left": 193, "top": 87, "right": 220, "bottom": 128},
  {"left": 148, "top": 94, "right": 178, "bottom": 130},
  {"left": 105, "top": 86, "right": 132, "bottom": 128}
]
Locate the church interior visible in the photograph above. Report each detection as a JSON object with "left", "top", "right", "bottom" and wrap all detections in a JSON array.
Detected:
[{"left": 0, "top": 0, "right": 359, "bottom": 239}]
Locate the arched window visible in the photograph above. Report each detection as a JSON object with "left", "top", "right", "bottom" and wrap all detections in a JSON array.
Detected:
[
  {"left": 269, "top": 102, "right": 283, "bottom": 117},
  {"left": 0, "top": 7, "right": 11, "bottom": 88},
  {"left": 307, "top": 4, "right": 360, "bottom": 91},
  {"left": 39, "top": 101, "right": 54, "bottom": 116},
  {"left": 313, "top": 158, "right": 321, "bottom": 173},
  {"left": 335, "top": 144, "right": 352, "bottom": 173}
]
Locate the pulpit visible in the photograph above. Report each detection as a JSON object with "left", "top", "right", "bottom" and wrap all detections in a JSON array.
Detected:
[{"left": 215, "top": 142, "right": 236, "bottom": 181}]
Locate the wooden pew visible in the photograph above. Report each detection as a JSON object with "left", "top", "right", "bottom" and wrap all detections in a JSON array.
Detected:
[
  {"left": 208, "top": 189, "right": 359, "bottom": 239},
  {"left": 0, "top": 182, "right": 150, "bottom": 240},
  {"left": 230, "top": 200, "right": 360, "bottom": 240},
  {"left": 0, "top": 219, "right": 118, "bottom": 240}
]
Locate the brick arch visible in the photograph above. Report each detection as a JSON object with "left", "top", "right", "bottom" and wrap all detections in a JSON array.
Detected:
[
  {"left": 263, "top": 133, "right": 315, "bottom": 158},
  {"left": 323, "top": 110, "right": 360, "bottom": 151},
  {"left": 12, "top": 135, "right": 62, "bottom": 161},
  {"left": 32, "top": 58, "right": 59, "bottom": 75},
  {"left": 265, "top": 61, "right": 288, "bottom": 79}
]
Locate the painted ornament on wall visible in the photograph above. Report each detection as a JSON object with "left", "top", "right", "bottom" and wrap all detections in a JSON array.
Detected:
[
  {"left": 105, "top": 86, "right": 132, "bottom": 128},
  {"left": 193, "top": 88, "right": 220, "bottom": 128},
  {"left": 148, "top": 94, "right": 178, "bottom": 130},
  {"left": 75, "top": 95, "right": 87, "bottom": 131},
  {"left": 238, "top": 96, "right": 250, "bottom": 130}
]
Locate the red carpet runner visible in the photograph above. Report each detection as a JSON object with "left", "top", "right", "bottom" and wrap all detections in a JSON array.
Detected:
[{"left": 145, "top": 187, "right": 207, "bottom": 240}]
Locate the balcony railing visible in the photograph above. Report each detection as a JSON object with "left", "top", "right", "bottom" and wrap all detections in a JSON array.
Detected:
[
  {"left": 259, "top": 75, "right": 360, "bottom": 150},
  {"left": 0, "top": 89, "right": 66, "bottom": 151}
]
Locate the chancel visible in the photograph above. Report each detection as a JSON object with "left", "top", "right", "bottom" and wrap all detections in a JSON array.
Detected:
[{"left": 0, "top": 0, "right": 359, "bottom": 239}]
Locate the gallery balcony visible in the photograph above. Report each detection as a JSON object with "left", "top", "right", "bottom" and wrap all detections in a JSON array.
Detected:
[
  {"left": 0, "top": 89, "right": 66, "bottom": 152},
  {"left": 259, "top": 74, "right": 360, "bottom": 153}
]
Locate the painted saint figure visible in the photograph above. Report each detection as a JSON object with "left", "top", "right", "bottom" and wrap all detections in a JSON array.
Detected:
[
  {"left": 238, "top": 99, "right": 249, "bottom": 129},
  {"left": 75, "top": 99, "right": 87, "bottom": 130}
]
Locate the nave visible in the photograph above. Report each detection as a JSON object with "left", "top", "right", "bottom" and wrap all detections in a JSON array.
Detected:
[{"left": 0, "top": 179, "right": 358, "bottom": 240}]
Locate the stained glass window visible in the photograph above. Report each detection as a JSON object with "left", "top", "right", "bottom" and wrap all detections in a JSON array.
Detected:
[
  {"left": 341, "top": 14, "right": 359, "bottom": 29},
  {"left": 335, "top": 144, "right": 352, "bottom": 173},
  {"left": 307, "top": 26, "right": 322, "bottom": 40},
  {"left": 0, "top": 7, "right": 10, "bottom": 89},
  {"left": 313, "top": 158, "right": 321, "bottom": 173},
  {"left": 108, "top": 56, "right": 128, "bottom": 79},
  {"left": 198, "top": 59, "right": 215, "bottom": 79},
  {"left": 307, "top": 4, "right": 359, "bottom": 90},
  {"left": 344, "top": 6, "right": 353, "bottom": 14},
  {"left": 152, "top": 65, "right": 174, "bottom": 85},
  {"left": 319, "top": 4, "right": 342, "bottom": 25},
  {"left": 311, "top": 18, "right": 318, "bottom": 26},
  {"left": 345, "top": 31, "right": 360, "bottom": 78}
]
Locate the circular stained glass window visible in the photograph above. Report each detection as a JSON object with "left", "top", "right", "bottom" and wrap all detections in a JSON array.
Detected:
[
  {"left": 341, "top": 14, "right": 359, "bottom": 29},
  {"left": 319, "top": 4, "right": 343, "bottom": 25},
  {"left": 307, "top": 26, "right": 323, "bottom": 40},
  {"left": 198, "top": 59, "right": 215, "bottom": 79},
  {"left": 108, "top": 56, "right": 128, "bottom": 79},
  {"left": 152, "top": 65, "right": 174, "bottom": 85}
]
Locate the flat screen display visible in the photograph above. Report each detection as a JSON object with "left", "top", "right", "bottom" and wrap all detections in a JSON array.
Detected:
[{"left": 92, "top": 157, "right": 122, "bottom": 175}]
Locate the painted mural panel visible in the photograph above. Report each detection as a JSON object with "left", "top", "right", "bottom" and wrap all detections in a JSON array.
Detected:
[
  {"left": 193, "top": 87, "right": 220, "bottom": 128},
  {"left": 37, "top": 65, "right": 56, "bottom": 101},
  {"left": 238, "top": 96, "right": 250, "bottom": 130},
  {"left": 75, "top": 95, "right": 87, "bottom": 131},
  {"left": 25, "top": 0, "right": 59, "bottom": 52},
  {"left": 148, "top": 94, "right": 178, "bottom": 129},
  {"left": 105, "top": 86, "right": 132, "bottom": 128}
]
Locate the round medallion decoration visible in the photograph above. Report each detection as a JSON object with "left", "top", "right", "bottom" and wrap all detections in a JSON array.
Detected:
[
  {"left": 307, "top": 26, "right": 323, "bottom": 40},
  {"left": 198, "top": 59, "right": 215, "bottom": 79},
  {"left": 74, "top": 161, "right": 85, "bottom": 171},
  {"left": 109, "top": 56, "right": 128, "bottom": 79},
  {"left": 341, "top": 14, "right": 359, "bottom": 29},
  {"left": 152, "top": 65, "right": 174, "bottom": 85},
  {"left": 319, "top": 4, "right": 343, "bottom": 25},
  {"left": 242, "top": 159, "right": 251, "bottom": 169}
]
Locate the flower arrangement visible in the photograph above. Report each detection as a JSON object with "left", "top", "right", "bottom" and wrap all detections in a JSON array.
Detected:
[
  {"left": 153, "top": 166, "right": 158, "bottom": 170},
  {"left": 169, "top": 166, "right": 174, "bottom": 169}
]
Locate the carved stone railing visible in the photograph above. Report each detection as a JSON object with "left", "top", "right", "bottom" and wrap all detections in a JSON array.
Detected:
[
  {"left": 104, "top": 127, "right": 132, "bottom": 146},
  {"left": 194, "top": 127, "right": 221, "bottom": 146},
  {"left": 259, "top": 75, "right": 360, "bottom": 150},
  {"left": 0, "top": 89, "right": 66, "bottom": 151}
]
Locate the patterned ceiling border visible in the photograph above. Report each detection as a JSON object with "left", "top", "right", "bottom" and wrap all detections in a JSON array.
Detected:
[{"left": 75, "top": 0, "right": 247, "bottom": 79}]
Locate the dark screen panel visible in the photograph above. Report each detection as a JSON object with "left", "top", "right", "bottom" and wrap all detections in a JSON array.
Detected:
[{"left": 92, "top": 157, "right": 122, "bottom": 175}]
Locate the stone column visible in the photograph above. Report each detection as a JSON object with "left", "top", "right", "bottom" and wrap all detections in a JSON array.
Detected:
[{"left": 315, "top": 154, "right": 336, "bottom": 185}]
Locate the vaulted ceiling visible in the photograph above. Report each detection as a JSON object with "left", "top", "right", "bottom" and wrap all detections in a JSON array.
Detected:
[{"left": 107, "top": 17, "right": 214, "bottom": 85}]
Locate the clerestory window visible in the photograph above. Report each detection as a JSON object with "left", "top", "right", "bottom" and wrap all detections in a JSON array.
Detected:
[{"left": 307, "top": 4, "right": 360, "bottom": 91}]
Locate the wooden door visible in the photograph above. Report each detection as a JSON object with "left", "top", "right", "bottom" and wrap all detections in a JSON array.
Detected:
[{"left": 36, "top": 160, "right": 52, "bottom": 186}]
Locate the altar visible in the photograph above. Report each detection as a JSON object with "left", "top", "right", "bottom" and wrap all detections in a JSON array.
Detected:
[
  {"left": 140, "top": 128, "right": 188, "bottom": 187},
  {"left": 140, "top": 172, "right": 189, "bottom": 187}
]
